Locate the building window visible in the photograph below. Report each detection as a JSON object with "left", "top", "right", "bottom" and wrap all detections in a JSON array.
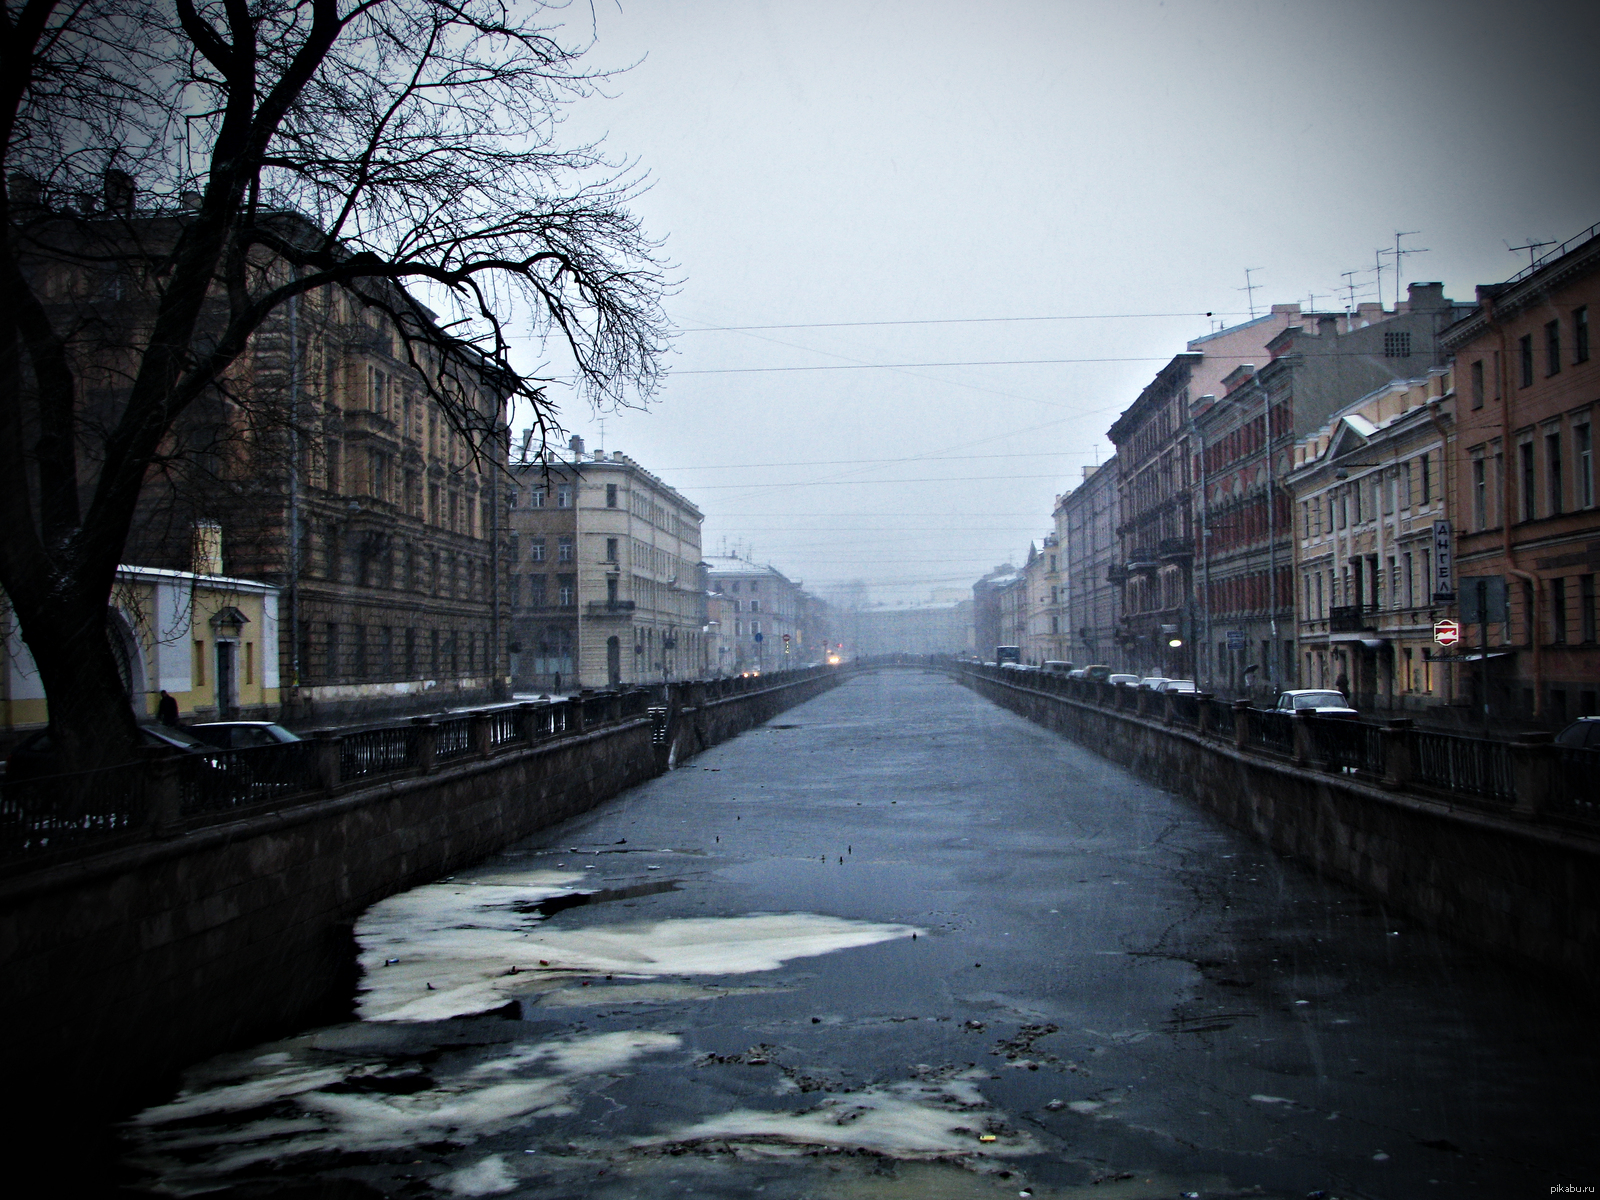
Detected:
[
  {"left": 749, "top": 581, "right": 759, "bottom": 593},
  {"left": 606, "top": 537, "right": 618, "bottom": 562},
  {"left": 1420, "top": 453, "right": 1432, "bottom": 505},
  {"left": 1578, "top": 423, "right": 1594, "bottom": 508},
  {"left": 558, "top": 575, "right": 575, "bottom": 606},
  {"left": 1520, "top": 441, "right": 1537, "bottom": 520},
  {"left": 528, "top": 488, "right": 546, "bottom": 508},
  {"left": 1383, "top": 330, "right": 1412, "bottom": 359},
  {"left": 529, "top": 538, "right": 546, "bottom": 563},
  {"left": 606, "top": 483, "right": 618, "bottom": 508},
  {"left": 750, "top": 600, "right": 760, "bottom": 613},
  {"left": 752, "top": 621, "right": 761, "bottom": 635},
  {"left": 557, "top": 536, "right": 574, "bottom": 563},
  {"left": 1552, "top": 577, "right": 1568, "bottom": 644},
  {"left": 1547, "top": 431, "right": 1564, "bottom": 515},
  {"left": 1576, "top": 306, "right": 1590, "bottom": 363},
  {"left": 557, "top": 485, "right": 572, "bottom": 508},
  {"left": 1520, "top": 334, "right": 1534, "bottom": 387},
  {"left": 528, "top": 574, "right": 546, "bottom": 606},
  {"left": 1470, "top": 359, "right": 1485, "bottom": 410},
  {"left": 1472, "top": 457, "right": 1488, "bottom": 529},
  {"left": 1582, "top": 574, "right": 1597, "bottom": 643},
  {"left": 1546, "top": 320, "right": 1562, "bottom": 376}
]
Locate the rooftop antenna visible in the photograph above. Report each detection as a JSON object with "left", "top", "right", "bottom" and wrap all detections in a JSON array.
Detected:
[
  {"left": 1238, "top": 267, "right": 1263, "bottom": 319},
  {"left": 596, "top": 416, "right": 607, "bottom": 454},
  {"left": 1373, "top": 247, "right": 1388, "bottom": 313},
  {"left": 1306, "top": 289, "right": 1321, "bottom": 313},
  {"left": 1507, "top": 236, "right": 1555, "bottom": 271},
  {"left": 1391, "top": 230, "right": 1427, "bottom": 307},
  {"left": 1339, "top": 269, "right": 1363, "bottom": 314}
]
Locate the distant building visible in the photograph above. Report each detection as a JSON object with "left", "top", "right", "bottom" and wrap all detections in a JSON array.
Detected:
[
  {"left": 1440, "top": 228, "right": 1600, "bottom": 724},
  {"left": 704, "top": 555, "right": 811, "bottom": 674},
  {"left": 508, "top": 440, "right": 705, "bottom": 690},
  {"left": 971, "top": 564, "right": 1020, "bottom": 659},
  {"left": 1054, "top": 461, "right": 1122, "bottom": 670},
  {"left": 852, "top": 601, "right": 974, "bottom": 657},
  {"left": 1020, "top": 538, "right": 1062, "bottom": 664},
  {"left": 1288, "top": 368, "right": 1457, "bottom": 715},
  {"left": 1109, "top": 307, "right": 1307, "bottom": 678}
]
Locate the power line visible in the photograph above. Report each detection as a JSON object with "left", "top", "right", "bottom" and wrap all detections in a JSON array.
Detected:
[
  {"left": 673, "top": 348, "right": 1420, "bottom": 376},
  {"left": 658, "top": 449, "right": 1094, "bottom": 472},
  {"left": 691, "top": 474, "right": 1081, "bottom": 490},
  {"left": 677, "top": 310, "right": 1243, "bottom": 333}
]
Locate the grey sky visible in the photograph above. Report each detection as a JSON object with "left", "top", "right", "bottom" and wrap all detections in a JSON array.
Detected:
[{"left": 519, "top": 0, "right": 1600, "bottom": 604}]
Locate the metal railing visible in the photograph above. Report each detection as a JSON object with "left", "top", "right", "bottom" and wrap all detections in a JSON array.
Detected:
[
  {"left": 1412, "top": 729, "right": 1515, "bottom": 803},
  {"left": 949, "top": 658, "right": 1595, "bottom": 829},
  {"left": 0, "top": 664, "right": 839, "bottom": 870}
]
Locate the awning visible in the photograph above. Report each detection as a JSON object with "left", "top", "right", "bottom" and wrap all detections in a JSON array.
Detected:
[{"left": 1425, "top": 650, "right": 1516, "bottom": 663}]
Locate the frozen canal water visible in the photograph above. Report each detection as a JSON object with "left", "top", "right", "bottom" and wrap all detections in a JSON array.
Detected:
[{"left": 123, "top": 670, "right": 1597, "bottom": 1198}]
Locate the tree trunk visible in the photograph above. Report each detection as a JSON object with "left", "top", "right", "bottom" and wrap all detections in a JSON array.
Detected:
[{"left": 15, "top": 590, "right": 142, "bottom": 773}]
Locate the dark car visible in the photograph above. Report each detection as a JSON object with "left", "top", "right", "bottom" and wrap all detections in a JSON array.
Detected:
[
  {"left": 188, "top": 722, "right": 303, "bottom": 749},
  {"left": 5, "top": 723, "right": 223, "bottom": 783},
  {"left": 1555, "top": 716, "right": 1600, "bottom": 749}
]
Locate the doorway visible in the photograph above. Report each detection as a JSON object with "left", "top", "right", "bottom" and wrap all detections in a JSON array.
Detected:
[
  {"left": 607, "top": 636, "right": 621, "bottom": 685},
  {"left": 215, "top": 640, "right": 238, "bottom": 717}
]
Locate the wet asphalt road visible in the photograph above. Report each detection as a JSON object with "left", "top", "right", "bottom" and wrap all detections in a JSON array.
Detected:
[{"left": 124, "top": 669, "right": 1597, "bottom": 1199}]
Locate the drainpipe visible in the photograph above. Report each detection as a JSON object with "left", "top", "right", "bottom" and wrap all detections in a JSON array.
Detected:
[
  {"left": 286, "top": 282, "right": 301, "bottom": 713},
  {"left": 1490, "top": 296, "right": 1543, "bottom": 718}
]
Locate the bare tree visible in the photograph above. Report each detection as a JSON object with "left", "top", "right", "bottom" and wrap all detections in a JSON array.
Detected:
[{"left": 0, "top": 0, "right": 669, "bottom": 765}]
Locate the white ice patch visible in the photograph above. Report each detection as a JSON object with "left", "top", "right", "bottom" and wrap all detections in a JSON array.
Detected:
[
  {"left": 356, "top": 873, "right": 919, "bottom": 1021},
  {"left": 638, "top": 1068, "right": 1037, "bottom": 1160},
  {"left": 126, "top": 1030, "right": 680, "bottom": 1196},
  {"left": 440, "top": 1154, "right": 518, "bottom": 1195}
]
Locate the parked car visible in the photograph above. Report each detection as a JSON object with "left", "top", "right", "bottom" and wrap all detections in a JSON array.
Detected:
[
  {"left": 1042, "top": 661, "right": 1075, "bottom": 675},
  {"left": 1067, "top": 668, "right": 1086, "bottom": 679},
  {"left": 188, "top": 722, "right": 303, "bottom": 749},
  {"left": 1108, "top": 674, "right": 1140, "bottom": 687},
  {"left": 1137, "top": 676, "right": 1171, "bottom": 691},
  {"left": 1082, "top": 665, "right": 1113, "bottom": 683},
  {"left": 5, "top": 723, "right": 224, "bottom": 783},
  {"left": 1158, "top": 679, "right": 1198, "bottom": 694},
  {"left": 1555, "top": 716, "right": 1600, "bottom": 749},
  {"left": 1274, "top": 689, "right": 1359, "bottom": 718}
]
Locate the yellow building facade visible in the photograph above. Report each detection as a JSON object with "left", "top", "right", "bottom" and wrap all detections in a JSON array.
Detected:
[{"left": 2, "top": 563, "right": 281, "bottom": 734}]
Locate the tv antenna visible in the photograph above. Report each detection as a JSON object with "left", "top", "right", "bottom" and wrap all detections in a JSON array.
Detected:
[
  {"left": 1238, "top": 267, "right": 1264, "bottom": 319},
  {"left": 1390, "top": 230, "right": 1428, "bottom": 307},
  {"left": 1507, "top": 237, "right": 1555, "bottom": 271},
  {"left": 1339, "top": 269, "right": 1365, "bottom": 314}
]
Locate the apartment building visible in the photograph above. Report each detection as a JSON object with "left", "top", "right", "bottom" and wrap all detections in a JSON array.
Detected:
[
  {"left": 1288, "top": 369, "right": 1456, "bottom": 715},
  {"left": 508, "top": 441, "right": 706, "bottom": 690},
  {"left": 1054, "top": 461, "right": 1123, "bottom": 670},
  {"left": 1441, "top": 226, "right": 1600, "bottom": 723},
  {"left": 1021, "top": 537, "right": 1065, "bottom": 664},
  {"left": 1192, "top": 284, "right": 1467, "bottom": 698},
  {"left": 704, "top": 555, "right": 811, "bottom": 674}
]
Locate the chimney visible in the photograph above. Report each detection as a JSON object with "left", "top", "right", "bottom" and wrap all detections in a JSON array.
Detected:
[
  {"left": 7, "top": 172, "right": 41, "bottom": 209},
  {"left": 1407, "top": 281, "right": 1447, "bottom": 312},
  {"left": 1317, "top": 315, "right": 1339, "bottom": 337},
  {"left": 191, "top": 520, "right": 224, "bottom": 577},
  {"left": 102, "top": 169, "right": 134, "bottom": 216},
  {"left": 568, "top": 434, "right": 585, "bottom": 458}
]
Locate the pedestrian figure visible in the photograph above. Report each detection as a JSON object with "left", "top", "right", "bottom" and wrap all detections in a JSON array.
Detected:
[
  {"left": 552, "top": 671, "right": 561, "bottom": 694},
  {"left": 157, "top": 689, "right": 179, "bottom": 727},
  {"left": 1335, "top": 671, "right": 1350, "bottom": 702}
]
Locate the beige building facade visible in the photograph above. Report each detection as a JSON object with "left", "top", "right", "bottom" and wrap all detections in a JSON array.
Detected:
[{"left": 1289, "top": 368, "right": 1456, "bottom": 714}]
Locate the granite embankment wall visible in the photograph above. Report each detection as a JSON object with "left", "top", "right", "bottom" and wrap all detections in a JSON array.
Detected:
[
  {"left": 954, "top": 667, "right": 1600, "bottom": 988},
  {"left": 0, "top": 668, "right": 841, "bottom": 1123}
]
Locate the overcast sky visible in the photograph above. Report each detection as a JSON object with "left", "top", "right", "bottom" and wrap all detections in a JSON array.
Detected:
[{"left": 518, "top": 0, "right": 1600, "bottom": 606}]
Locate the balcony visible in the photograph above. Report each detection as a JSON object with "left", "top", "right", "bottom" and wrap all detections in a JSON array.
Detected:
[
  {"left": 1157, "top": 536, "right": 1193, "bottom": 562},
  {"left": 586, "top": 599, "right": 636, "bottom": 617},
  {"left": 1328, "top": 604, "right": 1374, "bottom": 633}
]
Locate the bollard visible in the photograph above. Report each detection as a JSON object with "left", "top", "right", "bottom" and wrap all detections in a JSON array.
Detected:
[
  {"left": 1292, "top": 709, "right": 1315, "bottom": 768},
  {"left": 312, "top": 729, "right": 342, "bottom": 793},
  {"left": 411, "top": 715, "right": 437, "bottom": 774},
  {"left": 469, "top": 710, "right": 491, "bottom": 758},
  {"left": 1196, "top": 694, "right": 1213, "bottom": 736},
  {"left": 1232, "top": 700, "right": 1251, "bottom": 751},
  {"left": 142, "top": 748, "right": 183, "bottom": 838},
  {"left": 514, "top": 703, "right": 538, "bottom": 745},
  {"left": 1509, "top": 736, "right": 1554, "bottom": 816},
  {"left": 1380, "top": 719, "right": 1414, "bottom": 790}
]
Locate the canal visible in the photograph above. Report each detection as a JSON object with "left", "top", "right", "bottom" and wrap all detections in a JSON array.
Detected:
[{"left": 120, "top": 668, "right": 1596, "bottom": 1198}]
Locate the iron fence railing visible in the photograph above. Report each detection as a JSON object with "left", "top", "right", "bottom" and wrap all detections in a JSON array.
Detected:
[
  {"left": 1248, "top": 708, "right": 1297, "bottom": 757},
  {"left": 1413, "top": 730, "right": 1515, "bottom": 803},
  {"left": 1170, "top": 693, "right": 1199, "bottom": 727},
  {"left": 1304, "top": 716, "right": 1384, "bottom": 775},
  {"left": 1, "top": 665, "right": 839, "bottom": 872},
  {"left": 1551, "top": 746, "right": 1600, "bottom": 815}
]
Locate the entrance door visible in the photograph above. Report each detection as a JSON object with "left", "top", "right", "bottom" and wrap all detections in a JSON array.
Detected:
[
  {"left": 215, "top": 641, "right": 238, "bottom": 717},
  {"left": 607, "top": 636, "right": 621, "bottom": 686}
]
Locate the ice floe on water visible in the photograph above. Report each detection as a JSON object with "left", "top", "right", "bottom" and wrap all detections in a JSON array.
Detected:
[
  {"left": 638, "top": 1066, "right": 1038, "bottom": 1162},
  {"left": 125, "top": 1029, "right": 680, "bottom": 1195},
  {"left": 357, "top": 870, "right": 920, "bottom": 1020}
]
